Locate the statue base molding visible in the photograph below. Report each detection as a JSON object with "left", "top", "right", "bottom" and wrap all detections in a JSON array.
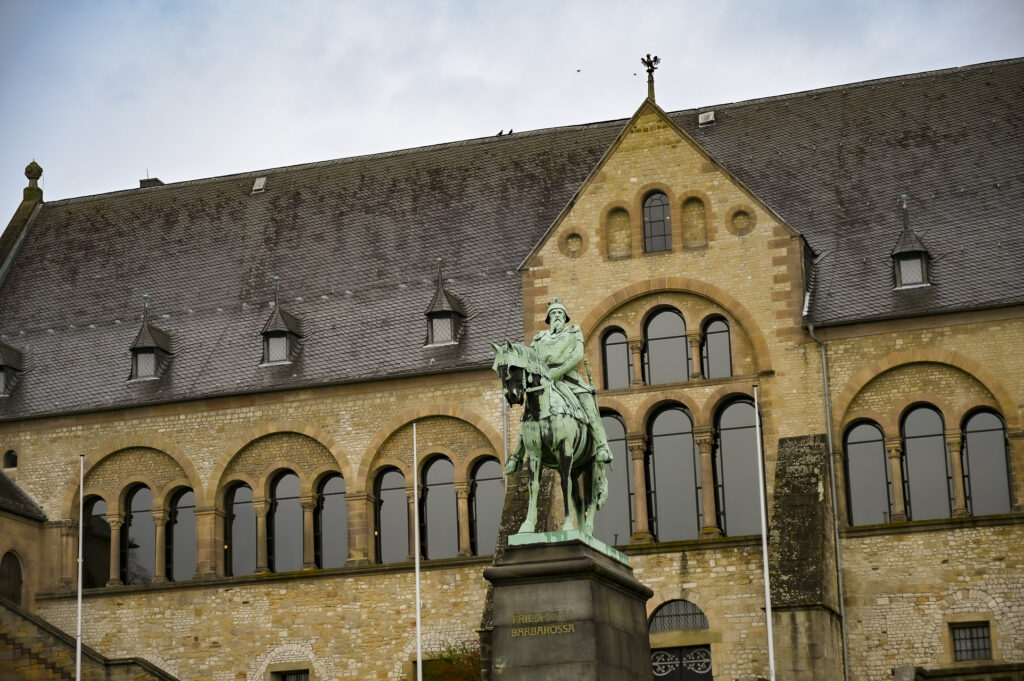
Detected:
[{"left": 483, "top": 538, "right": 654, "bottom": 680}]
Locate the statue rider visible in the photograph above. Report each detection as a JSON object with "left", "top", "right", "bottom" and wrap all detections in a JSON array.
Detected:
[{"left": 507, "top": 298, "right": 613, "bottom": 471}]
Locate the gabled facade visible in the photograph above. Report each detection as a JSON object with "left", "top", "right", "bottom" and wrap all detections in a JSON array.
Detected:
[{"left": 0, "top": 59, "right": 1021, "bottom": 681}]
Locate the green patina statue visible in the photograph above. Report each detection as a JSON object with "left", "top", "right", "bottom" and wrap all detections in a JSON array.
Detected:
[{"left": 492, "top": 298, "right": 613, "bottom": 535}]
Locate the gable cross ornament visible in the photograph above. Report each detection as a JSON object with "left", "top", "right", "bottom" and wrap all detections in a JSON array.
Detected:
[{"left": 641, "top": 53, "right": 661, "bottom": 101}]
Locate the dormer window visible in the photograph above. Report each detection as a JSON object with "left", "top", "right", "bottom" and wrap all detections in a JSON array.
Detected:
[
  {"left": 892, "top": 195, "right": 931, "bottom": 289},
  {"left": 129, "top": 295, "right": 172, "bottom": 381},
  {"left": 260, "top": 278, "right": 303, "bottom": 365},
  {"left": 424, "top": 259, "right": 466, "bottom": 347},
  {"left": 0, "top": 341, "right": 24, "bottom": 396}
]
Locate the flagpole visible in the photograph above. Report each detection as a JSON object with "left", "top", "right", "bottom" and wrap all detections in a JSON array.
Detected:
[
  {"left": 753, "top": 385, "right": 776, "bottom": 681},
  {"left": 412, "top": 421, "right": 423, "bottom": 681},
  {"left": 76, "top": 453, "right": 84, "bottom": 681}
]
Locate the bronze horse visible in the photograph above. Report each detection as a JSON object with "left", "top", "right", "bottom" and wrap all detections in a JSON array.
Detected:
[{"left": 492, "top": 341, "right": 608, "bottom": 535}]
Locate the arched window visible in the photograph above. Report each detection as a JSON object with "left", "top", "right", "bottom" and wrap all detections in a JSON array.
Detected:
[
  {"left": 0, "top": 552, "right": 22, "bottom": 606},
  {"left": 643, "top": 309, "right": 689, "bottom": 385},
  {"left": 315, "top": 474, "right": 347, "bottom": 569},
  {"left": 121, "top": 485, "right": 155, "bottom": 585},
  {"left": 643, "top": 192, "right": 671, "bottom": 252},
  {"left": 593, "top": 413, "right": 632, "bottom": 546},
  {"left": 844, "top": 422, "right": 891, "bottom": 525},
  {"left": 602, "top": 329, "right": 633, "bottom": 390},
  {"left": 962, "top": 411, "right": 1012, "bottom": 516},
  {"left": 649, "top": 600, "right": 713, "bottom": 679},
  {"left": 224, "top": 483, "right": 256, "bottom": 577},
  {"left": 167, "top": 489, "right": 196, "bottom": 582},
  {"left": 647, "top": 406, "right": 700, "bottom": 542},
  {"left": 268, "top": 471, "right": 302, "bottom": 573},
  {"left": 83, "top": 497, "right": 110, "bottom": 588},
  {"left": 901, "top": 405, "right": 952, "bottom": 521},
  {"left": 376, "top": 468, "right": 408, "bottom": 564},
  {"left": 2, "top": 450, "right": 16, "bottom": 468},
  {"left": 469, "top": 458, "right": 503, "bottom": 556},
  {"left": 700, "top": 317, "right": 732, "bottom": 379},
  {"left": 421, "top": 457, "right": 457, "bottom": 559},
  {"left": 713, "top": 400, "right": 762, "bottom": 536}
]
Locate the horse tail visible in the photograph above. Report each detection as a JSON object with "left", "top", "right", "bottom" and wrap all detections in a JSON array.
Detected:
[{"left": 593, "top": 455, "right": 609, "bottom": 510}]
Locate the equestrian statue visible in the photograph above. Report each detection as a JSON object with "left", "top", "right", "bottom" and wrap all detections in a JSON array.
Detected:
[{"left": 491, "top": 298, "right": 614, "bottom": 536}]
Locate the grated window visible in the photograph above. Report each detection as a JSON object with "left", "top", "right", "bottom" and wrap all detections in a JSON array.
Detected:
[
  {"left": 650, "top": 600, "right": 709, "bottom": 633},
  {"left": 267, "top": 334, "right": 289, "bottom": 362},
  {"left": 135, "top": 350, "right": 156, "bottom": 378},
  {"left": 952, "top": 622, "right": 992, "bottom": 661},
  {"left": 898, "top": 256, "right": 925, "bottom": 286},
  {"left": 431, "top": 317, "right": 453, "bottom": 344}
]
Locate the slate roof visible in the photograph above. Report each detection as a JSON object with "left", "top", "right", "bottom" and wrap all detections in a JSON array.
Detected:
[
  {"left": 0, "top": 470, "right": 46, "bottom": 521},
  {"left": 0, "top": 58, "right": 1021, "bottom": 421}
]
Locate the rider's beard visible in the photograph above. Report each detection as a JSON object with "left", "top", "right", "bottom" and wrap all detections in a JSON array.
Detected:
[{"left": 551, "top": 318, "right": 565, "bottom": 333}]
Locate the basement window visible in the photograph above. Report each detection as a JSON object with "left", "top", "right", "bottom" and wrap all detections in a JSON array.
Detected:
[{"left": 952, "top": 622, "right": 992, "bottom": 661}]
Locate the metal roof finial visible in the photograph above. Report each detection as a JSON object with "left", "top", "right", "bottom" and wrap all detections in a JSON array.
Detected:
[
  {"left": 273, "top": 276, "right": 280, "bottom": 307},
  {"left": 142, "top": 293, "right": 150, "bottom": 322},
  {"left": 641, "top": 54, "right": 661, "bottom": 101},
  {"left": 900, "top": 194, "right": 910, "bottom": 230}
]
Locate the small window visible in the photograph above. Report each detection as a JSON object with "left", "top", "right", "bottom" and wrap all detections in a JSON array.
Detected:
[
  {"left": 272, "top": 672, "right": 309, "bottom": 681},
  {"left": 133, "top": 349, "right": 157, "bottom": 378},
  {"left": 2, "top": 450, "right": 16, "bottom": 469},
  {"left": 896, "top": 255, "right": 927, "bottom": 287},
  {"left": 951, "top": 622, "right": 992, "bottom": 661},
  {"left": 643, "top": 192, "right": 671, "bottom": 253},
  {"left": 0, "top": 369, "right": 6, "bottom": 396},
  {"left": 602, "top": 329, "right": 632, "bottom": 389},
  {"left": 429, "top": 316, "right": 454, "bottom": 345},
  {"left": 265, "top": 333, "right": 290, "bottom": 363},
  {"left": 252, "top": 176, "right": 267, "bottom": 194},
  {"left": 0, "top": 552, "right": 23, "bottom": 606}
]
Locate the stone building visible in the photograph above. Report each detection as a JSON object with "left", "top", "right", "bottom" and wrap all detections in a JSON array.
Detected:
[{"left": 0, "top": 58, "right": 1022, "bottom": 680}]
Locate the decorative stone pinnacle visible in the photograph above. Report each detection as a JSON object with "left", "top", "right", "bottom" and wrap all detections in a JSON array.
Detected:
[{"left": 25, "top": 160, "right": 42, "bottom": 182}]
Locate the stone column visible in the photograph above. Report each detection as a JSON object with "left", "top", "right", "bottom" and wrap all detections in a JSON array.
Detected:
[
  {"left": 628, "top": 340, "right": 645, "bottom": 386},
  {"left": 193, "top": 507, "right": 221, "bottom": 579},
  {"left": 626, "top": 434, "right": 653, "bottom": 543},
  {"left": 687, "top": 332, "right": 703, "bottom": 379},
  {"left": 106, "top": 516, "right": 124, "bottom": 586},
  {"left": 345, "top": 492, "right": 372, "bottom": 566},
  {"left": 885, "top": 439, "right": 908, "bottom": 522},
  {"left": 695, "top": 428, "right": 722, "bottom": 537},
  {"left": 407, "top": 487, "right": 420, "bottom": 561},
  {"left": 1009, "top": 432, "right": 1024, "bottom": 514},
  {"left": 946, "top": 432, "right": 969, "bottom": 517},
  {"left": 254, "top": 500, "right": 270, "bottom": 573},
  {"left": 59, "top": 521, "right": 77, "bottom": 588},
  {"left": 456, "top": 483, "right": 472, "bottom": 557},
  {"left": 152, "top": 510, "right": 168, "bottom": 583},
  {"left": 301, "top": 496, "right": 317, "bottom": 569}
]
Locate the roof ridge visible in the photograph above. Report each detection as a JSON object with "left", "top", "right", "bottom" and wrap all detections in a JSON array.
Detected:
[{"left": 673, "top": 56, "right": 1024, "bottom": 114}]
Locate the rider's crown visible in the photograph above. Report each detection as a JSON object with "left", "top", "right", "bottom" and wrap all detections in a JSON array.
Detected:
[{"left": 545, "top": 297, "right": 570, "bottom": 324}]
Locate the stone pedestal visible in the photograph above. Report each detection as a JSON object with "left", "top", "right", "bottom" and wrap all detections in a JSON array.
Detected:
[{"left": 483, "top": 532, "right": 654, "bottom": 680}]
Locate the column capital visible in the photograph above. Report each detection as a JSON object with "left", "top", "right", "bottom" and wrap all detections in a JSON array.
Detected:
[
  {"left": 455, "top": 486, "right": 470, "bottom": 501},
  {"left": 626, "top": 434, "right": 646, "bottom": 460},
  {"left": 106, "top": 516, "right": 124, "bottom": 530},
  {"left": 693, "top": 427, "right": 714, "bottom": 450},
  {"left": 253, "top": 500, "right": 270, "bottom": 518},
  {"left": 884, "top": 438, "right": 902, "bottom": 458},
  {"left": 627, "top": 339, "right": 644, "bottom": 351},
  {"left": 345, "top": 491, "right": 372, "bottom": 503},
  {"left": 944, "top": 431, "right": 963, "bottom": 447},
  {"left": 151, "top": 510, "right": 169, "bottom": 525},
  {"left": 300, "top": 497, "right": 317, "bottom": 512}
]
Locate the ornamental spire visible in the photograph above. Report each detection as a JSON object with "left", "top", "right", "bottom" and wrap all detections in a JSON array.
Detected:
[{"left": 641, "top": 54, "right": 661, "bottom": 101}]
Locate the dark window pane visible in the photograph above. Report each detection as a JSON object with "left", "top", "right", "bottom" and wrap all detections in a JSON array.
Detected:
[
  {"left": 226, "top": 485, "right": 256, "bottom": 577},
  {"left": 594, "top": 415, "right": 632, "bottom": 546},
  {"left": 715, "top": 401, "right": 762, "bottom": 536},
  {"left": 377, "top": 470, "right": 408, "bottom": 564},
  {"left": 701, "top": 319, "right": 732, "bottom": 379},
  {"left": 952, "top": 623, "right": 992, "bottom": 661},
  {"left": 963, "top": 412, "right": 1011, "bottom": 516},
  {"left": 168, "top": 489, "right": 196, "bottom": 581},
  {"left": 422, "top": 457, "right": 457, "bottom": 559},
  {"left": 845, "top": 423, "right": 891, "bottom": 525},
  {"left": 648, "top": 408, "right": 700, "bottom": 542},
  {"left": 643, "top": 192, "right": 671, "bottom": 252},
  {"left": 470, "top": 459, "right": 503, "bottom": 555},
  {"left": 603, "top": 330, "right": 632, "bottom": 390},
  {"left": 316, "top": 475, "right": 347, "bottom": 568},
  {"left": 122, "top": 486, "right": 155, "bottom": 585},
  {"left": 650, "top": 600, "right": 709, "bottom": 632},
  {"left": 0, "top": 552, "right": 22, "bottom": 606},
  {"left": 269, "top": 472, "right": 302, "bottom": 572},
  {"left": 83, "top": 498, "right": 110, "bottom": 588},
  {"left": 644, "top": 310, "right": 689, "bottom": 385},
  {"left": 902, "top": 406, "right": 951, "bottom": 520}
]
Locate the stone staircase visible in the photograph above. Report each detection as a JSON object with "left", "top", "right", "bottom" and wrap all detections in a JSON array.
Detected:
[{"left": 0, "top": 597, "right": 177, "bottom": 681}]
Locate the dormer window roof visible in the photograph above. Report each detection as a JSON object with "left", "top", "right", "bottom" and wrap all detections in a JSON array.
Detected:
[
  {"left": 424, "top": 259, "right": 466, "bottom": 347},
  {"left": 129, "top": 295, "right": 172, "bottom": 381},
  {"left": 0, "top": 341, "right": 25, "bottom": 396},
  {"left": 892, "top": 195, "right": 931, "bottom": 289},
  {"left": 261, "top": 278, "right": 303, "bottom": 365}
]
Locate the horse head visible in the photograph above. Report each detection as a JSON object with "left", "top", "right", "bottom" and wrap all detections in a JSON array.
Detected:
[{"left": 491, "top": 341, "right": 548, "bottom": 407}]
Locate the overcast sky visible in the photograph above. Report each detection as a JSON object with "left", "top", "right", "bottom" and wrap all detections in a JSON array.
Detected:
[{"left": 1, "top": 0, "right": 1022, "bottom": 223}]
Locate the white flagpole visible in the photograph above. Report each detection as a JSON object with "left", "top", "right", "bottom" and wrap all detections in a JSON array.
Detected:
[
  {"left": 76, "top": 453, "right": 84, "bottom": 681},
  {"left": 753, "top": 385, "right": 776, "bottom": 681},
  {"left": 502, "top": 399, "right": 509, "bottom": 493},
  {"left": 412, "top": 421, "right": 423, "bottom": 681}
]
